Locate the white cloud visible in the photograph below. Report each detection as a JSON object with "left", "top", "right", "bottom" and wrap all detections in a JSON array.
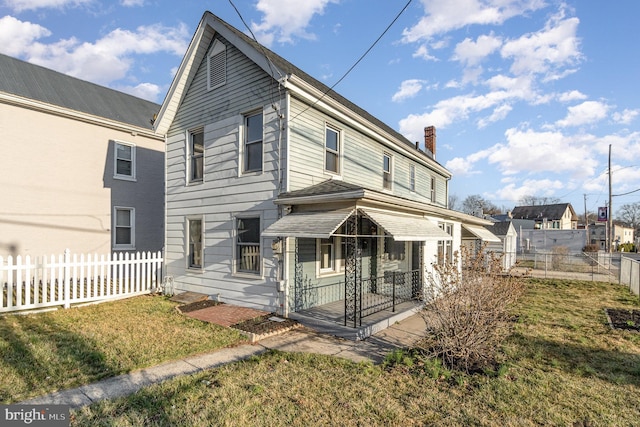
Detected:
[
  {"left": 477, "top": 103, "right": 512, "bottom": 128},
  {"left": 3, "top": 0, "right": 90, "bottom": 12},
  {"left": 488, "top": 128, "right": 598, "bottom": 177},
  {"left": 1, "top": 17, "right": 190, "bottom": 89},
  {"left": 445, "top": 148, "right": 493, "bottom": 176},
  {"left": 558, "top": 90, "right": 587, "bottom": 102},
  {"left": 402, "top": 0, "right": 545, "bottom": 44},
  {"left": 452, "top": 33, "right": 502, "bottom": 66},
  {"left": 613, "top": 109, "right": 639, "bottom": 125},
  {"left": 251, "top": 0, "right": 338, "bottom": 46},
  {"left": 114, "top": 82, "right": 161, "bottom": 102},
  {"left": 121, "top": 0, "right": 144, "bottom": 6},
  {"left": 392, "top": 79, "right": 427, "bottom": 102},
  {"left": 501, "top": 9, "right": 582, "bottom": 78},
  {"left": 0, "top": 16, "right": 51, "bottom": 56},
  {"left": 554, "top": 100, "right": 609, "bottom": 128},
  {"left": 412, "top": 44, "right": 437, "bottom": 61},
  {"left": 489, "top": 179, "right": 564, "bottom": 203}
]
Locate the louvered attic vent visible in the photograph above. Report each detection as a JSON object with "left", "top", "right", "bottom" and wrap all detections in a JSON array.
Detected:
[{"left": 208, "top": 40, "right": 226, "bottom": 90}]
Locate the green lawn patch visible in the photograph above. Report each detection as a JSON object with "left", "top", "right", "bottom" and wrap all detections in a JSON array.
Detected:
[
  {"left": 72, "top": 279, "right": 640, "bottom": 426},
  {"left": 0, "top": 295, "right": 245, "bottom": 403}
]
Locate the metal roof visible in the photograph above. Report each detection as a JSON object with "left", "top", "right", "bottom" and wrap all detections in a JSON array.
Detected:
[{"left": 0, "top": 53, "right": 160, "bottom": 130}]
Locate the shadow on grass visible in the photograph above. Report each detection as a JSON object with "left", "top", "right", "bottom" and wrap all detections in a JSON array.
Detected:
[
  {"left": 510, "top": 333, "right": 640, "bottom": 386},
  {"left": 0, "top": 313, "right": 116, "bottom": 403}
]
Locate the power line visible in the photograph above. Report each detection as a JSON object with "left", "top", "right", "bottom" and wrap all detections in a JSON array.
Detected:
[{"left": 290, "top": 0, "right": 413, "bottom": 122}]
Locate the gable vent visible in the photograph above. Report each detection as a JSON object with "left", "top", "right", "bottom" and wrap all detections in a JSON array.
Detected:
[{"left": 208, "top": 40, "right": 226, "bottom": 90}]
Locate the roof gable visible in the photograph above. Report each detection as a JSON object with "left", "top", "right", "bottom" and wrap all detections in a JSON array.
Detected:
[
  {"left": 510, "top": 203, "right": 577, "bottom": 221},
  {"left": 153, "top": 11, "right": 448, "bottom": 176},
  {"left": 0, "top": 53, "right": 160, "bottom": 130}
]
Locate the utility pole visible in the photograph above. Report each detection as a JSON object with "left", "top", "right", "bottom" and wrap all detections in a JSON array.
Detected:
[
  {"left": 584, "top": 194, "right": 588, "bottom": 247},
  {"left": 608, "top": 144, "right": 613, "bottom": 253}
]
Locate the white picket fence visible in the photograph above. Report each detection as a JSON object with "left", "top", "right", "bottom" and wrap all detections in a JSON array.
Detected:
[{"left": 0, "top": 249, "right": 163, "bottom": 313}]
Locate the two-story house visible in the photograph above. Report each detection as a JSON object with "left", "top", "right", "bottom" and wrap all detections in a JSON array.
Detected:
[
  {"left": 0, "top": 54, "right": 165, "bottom": 257},
  {"left": 510, "top": 203, "right": 578, "bottom": 230},
  {"left": 153, "top": 12, "right": 498, "bottom": 333}
]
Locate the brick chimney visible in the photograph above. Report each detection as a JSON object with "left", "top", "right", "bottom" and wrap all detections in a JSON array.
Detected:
[{"left": 424, "top": 126, "right": 436, "bottom": 158}]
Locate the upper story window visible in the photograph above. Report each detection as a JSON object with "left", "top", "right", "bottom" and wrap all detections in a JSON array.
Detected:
[
  {"left": 188, "top": 129, "right": 204, "bottom": 183},
  {"left": 243, "top": 111, "right": 263, "bottom": 173},
  {"left": 325, "top": 125, "right": 340, "bottom": 174},
  {"left": 437, "top": 223, "right": 453, "bottom": 265},
  {"left": 114, "top": 141, "right": 135, "bottom": 180},
  {"left": 382, "top": 153, "right": 392, "bottom": 190},
  {"left": 409, "top": 164, "right": 416, "bottom": 192},
  {"left": 430, "top": 176, "right": 436, "bottom": 202},
  {"left": 207, "top": 40, "right": 226, "bottom": 90}
]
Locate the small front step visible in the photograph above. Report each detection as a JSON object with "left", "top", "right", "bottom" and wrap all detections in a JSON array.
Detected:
[{"left": 170, "top": 291, "right": 208, "bottom": 304}]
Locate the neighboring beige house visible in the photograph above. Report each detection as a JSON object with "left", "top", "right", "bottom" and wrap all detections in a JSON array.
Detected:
[
  {"left": 0, "top": 54, "right": 165, "bottom": 257},
  {"left": 510, "top": 203, "right": 578, "bottom": 230}
]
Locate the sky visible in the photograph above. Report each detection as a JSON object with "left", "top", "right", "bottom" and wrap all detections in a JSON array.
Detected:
[{"left": 1, "top": 0, "right": 639, "bottom": 217}]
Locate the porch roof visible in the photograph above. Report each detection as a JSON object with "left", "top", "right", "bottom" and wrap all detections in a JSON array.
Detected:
[
  {"left": 462, "top": 224, "right": 501, "bottom": 242},
  {"left": 262, "top": 208, "right": 354, "bottom": 239},
  {"left": 360, "top": 208, "right": 452, "bottom": 241},
  {"left": 262, "top": 207, "right": 452, "bottom": 241}
]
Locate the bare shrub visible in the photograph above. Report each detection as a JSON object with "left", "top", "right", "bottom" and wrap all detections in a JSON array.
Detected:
[
  {"left": 418, "top": 246, "right": 526, "bottom": 373},
  {"left": 551, "top": 246, "right": 569, "bottom": 269}
]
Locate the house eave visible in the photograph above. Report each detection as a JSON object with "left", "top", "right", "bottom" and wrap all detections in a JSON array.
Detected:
[{"left": 0, "top": 92, "right": 163, "bottom": 140}]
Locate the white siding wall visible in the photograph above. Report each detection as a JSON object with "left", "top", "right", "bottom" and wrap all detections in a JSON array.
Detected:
[
  {"left": 164, "top": 35, "right": 286, "bottom": 311},
  {"left": 288, "top": 97, "right": 448, "bottom": 207}
]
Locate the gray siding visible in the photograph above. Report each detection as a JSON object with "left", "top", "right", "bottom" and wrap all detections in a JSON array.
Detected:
[
  {"left": 165, "top": 35, "right": 286, "bottom": 311},
  {"left": 288, "top": 96, "right": 449, "bottom": 207}
]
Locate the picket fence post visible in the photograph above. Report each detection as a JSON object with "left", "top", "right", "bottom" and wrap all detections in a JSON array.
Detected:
[{"left": 63, "top": 249, "right": 71, "bottom": 309}]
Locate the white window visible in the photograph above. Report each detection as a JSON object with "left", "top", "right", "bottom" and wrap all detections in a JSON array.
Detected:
[
  {"left": 236, "top": 217, "right": 261, "bottom": 275},
  {"left": 437, "top": 223, "right": 453, "bottom": 264},
  {"left": 187, "top": 218, "right": 203, "bottom": 270},
  {"left": 317, "top": 236, "right": 344, "bottom": 275},
  {"left": 430, "top": 176, "right": 436, "bottom": 202},
  {"left": 409, "top": 164, "right": 416, "bottom": 192},
  {"left": 207, "top": 40, "right": 226, "bottom": 90},
  {"left": 325, "top": 125, "right": 340, "bottom": 174},
  {"left": 383, "top": 153, "right": 392, "bottom": 190},
  {"left": 114, "top": 207, "right": 134, "bottom": 249},
  {"left": 114, "top": 141, "right": 135, "bottom": 180},
  {"left": 243, "top": 111, "right": 263, "bottom": 173},
  {"left": 188, "top": 129, "right": 204, "bottom": 183}
]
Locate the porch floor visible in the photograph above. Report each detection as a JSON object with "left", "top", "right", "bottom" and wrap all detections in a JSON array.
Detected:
[{"left": 289, "top": 298, "right": 424, "bottom": 341}]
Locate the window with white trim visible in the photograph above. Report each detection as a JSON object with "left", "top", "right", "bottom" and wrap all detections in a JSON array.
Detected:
[
  {"left": 409, "top": 164, "right": 416, "bottom": 192},
  {"left": 325, "top": 125, "right": 340, "bottom": 174},
  {"left": 317, "top": 236, "right": 344, "bottom": 275},
  {"left": 383, "top": 152, "right": 392, "bottom": 190},
  {"left": 114, "top": 141, "right": 135, "bottom": 180},
  {"left": 207, "top": 40, "right": 226, "bottom": 90},
  {"left": 437, "top": 222, "right": 453, "bottom": 265},
  {"left": 430, "top": 176, "right": 436, "bottom": 202},
  {"left": 114, "top": 207, "right": 134, "bottom": 249},
  {"left": 236, "top": 217, "right": 261, "bottom": 275},
  {"left": 243, "top": 111, "right": 263, "bottom": 173},
  {"left": 188, "top": 129, "right": 204, "bottom": 183},
  {"left": 187, "top": 218, "right": 203, "bottom": 269}
]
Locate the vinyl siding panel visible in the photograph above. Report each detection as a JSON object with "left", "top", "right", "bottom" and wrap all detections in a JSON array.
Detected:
[{"left": 164, "top": 34, "right": 285, "bottom": 311}]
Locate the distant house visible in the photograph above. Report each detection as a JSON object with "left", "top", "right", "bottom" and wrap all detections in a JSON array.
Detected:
[
  {"left": 510, "top": 203, "right": 578, "bottom": 230},
  {"left": 153, "top": 11, "right": 499, "bottom": 331},
  {"left": 0, "top": 54, "right": 164, "bottom": 257},
  {"left": 589, "top": 223, "right": 635, "bottom": 250}
]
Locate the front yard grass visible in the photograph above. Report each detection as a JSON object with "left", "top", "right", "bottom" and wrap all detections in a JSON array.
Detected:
[
  {"left": 0, "top": 295, "right": 246, "bottom": 403},
  {"left": 72, "top": 279, "right": 640, "bottom": 426}
]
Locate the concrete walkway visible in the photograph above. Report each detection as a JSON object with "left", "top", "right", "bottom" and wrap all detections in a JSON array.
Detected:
[{"left": 19, "top": 312, "right": 428, "bottom": 409}]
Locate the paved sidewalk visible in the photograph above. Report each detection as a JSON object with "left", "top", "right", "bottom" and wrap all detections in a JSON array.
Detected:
[{"left": 19, "top": 312, "right": 428, "bottom": 409}]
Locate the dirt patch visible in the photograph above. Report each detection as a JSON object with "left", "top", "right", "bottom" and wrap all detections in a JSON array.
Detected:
[
  {"left": 605, "top": 308, "right": 640, "bottom": 332},
  {"left": 232, "top": 314, "right": 299, "bottom": 335},
  {"left": 177, "top": 299, "right": 221, "bottom": 313}
]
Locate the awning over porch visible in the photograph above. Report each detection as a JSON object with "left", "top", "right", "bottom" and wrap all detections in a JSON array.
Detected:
[
  {"left": 462, "top": 224, "right": 501, "bottom": 242},
  {"left": 261, "top": 208, "right": 354, "bottom": 239},
  {"left": 360, "top": 208, "right": 452, "bottom": 241}
]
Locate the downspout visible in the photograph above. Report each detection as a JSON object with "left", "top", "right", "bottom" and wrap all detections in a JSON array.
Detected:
[{"left": 281, "top": 89, "right": 292, "bottom": 317}]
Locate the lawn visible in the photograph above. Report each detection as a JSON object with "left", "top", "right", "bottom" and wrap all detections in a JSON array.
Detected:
[
  {"left": 71, "top": 279, "right": 640, "bottom": 426},
  {"left": 0, "top": 295, "right": 246, "bottom": 403}
]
